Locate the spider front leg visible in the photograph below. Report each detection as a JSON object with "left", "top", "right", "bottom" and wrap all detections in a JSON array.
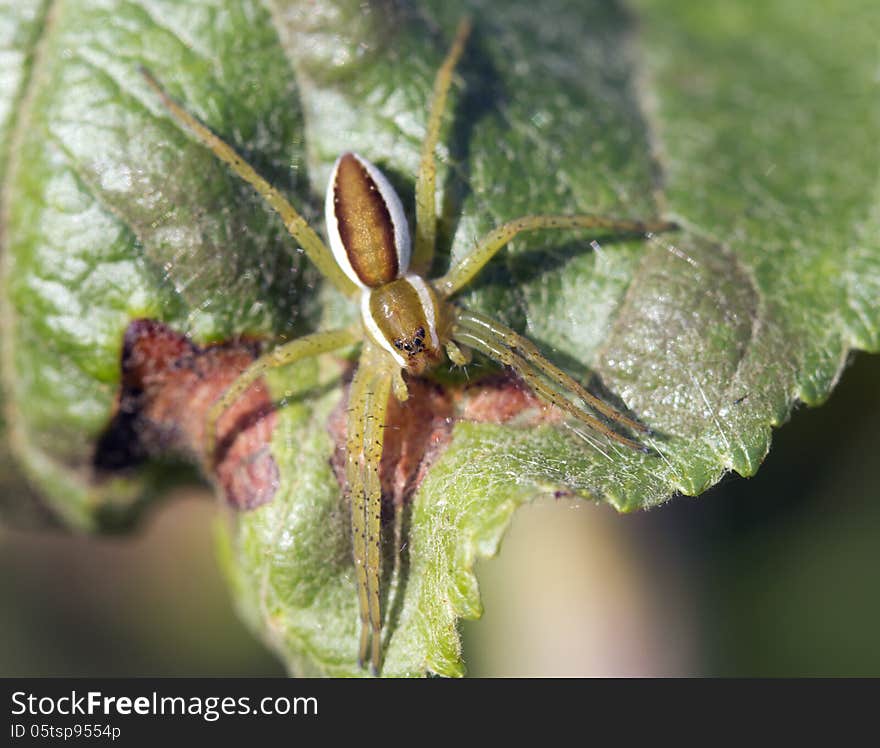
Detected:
[
  {"left": 346, "top": 340, "right": 395, "bottom": 675},
  {"left": 205, "top": 328, "right": 359, "bottom": 466},
  {"left": 452, "top": 311, "right": 649, "bottom": 452},
  {"left": 456, "top": 309, "right": 650, "bottom": 436}
]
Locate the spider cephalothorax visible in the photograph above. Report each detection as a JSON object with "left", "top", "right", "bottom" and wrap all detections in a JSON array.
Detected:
[
  {"left": 367, "top": 278, "right": 446, "bottom": 376},
  {"left": 143, "top": 17, "right": 675, "bottom": 675}
]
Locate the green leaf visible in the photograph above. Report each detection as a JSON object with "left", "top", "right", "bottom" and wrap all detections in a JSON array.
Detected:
[{"left": 2, "top": 0, "right": 878, "bottom": 675}]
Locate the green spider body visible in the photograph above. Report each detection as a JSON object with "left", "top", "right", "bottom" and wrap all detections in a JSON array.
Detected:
[
  {"left": 326, "top": 150, "right": 447, "bottom": 375},
  {"left": 363, "top": 274, "right": 446, "bottom": 375},
  {"left": 142, "top": 18, "right": 675, "bottom": 675}
]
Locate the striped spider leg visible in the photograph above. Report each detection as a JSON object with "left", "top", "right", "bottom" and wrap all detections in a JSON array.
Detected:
[{"left": 143, "top": 16, "right": 675, "bottom": 676}]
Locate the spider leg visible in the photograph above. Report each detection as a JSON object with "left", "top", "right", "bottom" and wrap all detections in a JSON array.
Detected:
[
  {"left": 412, "top": 17, "right": 472, "bottom": 274},
  {"left": 436, "top": 214, "right": 678, "bottom": 298},
  {"left": 346, "top": 362, "right": 371, "bottom": 670},
  {"left": 205, "top": 327, "right": 359, "bottom": 466},
  {"left": 140, "top": 69, "right": 359, "bottom": 298},
  {"left": 347, "top": 341, "right": 394, "bottom": 675},
  {"left": 452, "top": 321, "right": 649, "bottom": 453},
  {"left": 456, "top": 309, "right": 650, "bottom": 435},
  {"left": 445, "top": 339, "right": 471, "bottom": 366},
  {"left": 391, "top": 367, "right": 409, "bottom": 402}
]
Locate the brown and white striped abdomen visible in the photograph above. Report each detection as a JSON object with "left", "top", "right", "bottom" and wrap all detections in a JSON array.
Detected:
[{"left": 325, "top": 152, "right": 411, "bottom": 289}]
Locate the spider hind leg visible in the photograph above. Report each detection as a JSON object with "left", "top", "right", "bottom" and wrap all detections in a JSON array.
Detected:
[
  {"left": 141, "top": 68, "right": 358, "bottom": 298},
  {"left": 413, "top": 17, "right": 473, "bottom": 274}
]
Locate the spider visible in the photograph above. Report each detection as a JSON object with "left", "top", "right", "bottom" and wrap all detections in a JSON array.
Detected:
[{"left": 142, "top": 18, "right": 675, "bottom": 675}]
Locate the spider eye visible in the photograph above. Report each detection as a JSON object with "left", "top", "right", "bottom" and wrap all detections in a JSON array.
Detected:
[
  {"left": 392, "top": 333, "right": 426, "bottom": 356},
  {"left": 411, "top": 328, "right": 426, "bottom": 353}
]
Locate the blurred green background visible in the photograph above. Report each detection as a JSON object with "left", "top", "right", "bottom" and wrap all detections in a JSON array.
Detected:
[{"left": 2, "top": 350, "right": 877, "bottom": 677}]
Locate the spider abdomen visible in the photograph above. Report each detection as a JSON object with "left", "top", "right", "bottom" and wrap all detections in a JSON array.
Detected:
[
  {"left": 325, "top": 152, "right": 411, "bottom": 289},
  {"left": 361, "top": 275, "right": 444, "bottom": 375}
]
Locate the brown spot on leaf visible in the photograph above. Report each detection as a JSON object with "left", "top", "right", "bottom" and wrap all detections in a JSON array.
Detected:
[
  {"left": 94, "top": 319, "right": 278, "bottom": 510},
  {"left": 328, "top": 369, "right": 560, "bottom": 512},
  {"left": 98, "top": 320, "right": 585, "bottom": 513},
  {"left": 457, "top": 373, "right": 558, "bottom": 424},
  {"left": 382, "top": 379, "right": 454, "bottom": 506}
]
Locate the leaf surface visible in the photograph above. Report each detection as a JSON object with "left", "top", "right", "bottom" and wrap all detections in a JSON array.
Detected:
[{"left": 1, "top": 0, "right": 877, "bottom": 674}]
